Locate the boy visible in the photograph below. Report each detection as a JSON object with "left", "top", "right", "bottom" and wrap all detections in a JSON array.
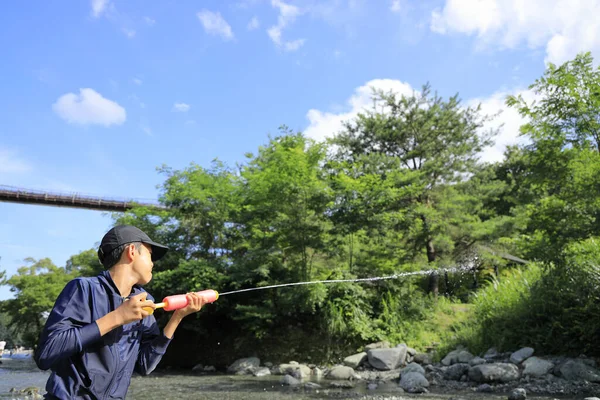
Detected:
[{"left": 34, "top": 225, "right": 204, "bottom": 399}]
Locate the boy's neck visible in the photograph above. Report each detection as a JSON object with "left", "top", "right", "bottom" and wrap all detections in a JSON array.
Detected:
[{"left": 108, "top": 265, "right": 136, "bottom": 297}]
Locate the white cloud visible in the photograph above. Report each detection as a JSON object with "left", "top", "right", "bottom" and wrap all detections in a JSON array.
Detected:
[
  {"left": 431, "top": 0, "right": 600, "bottom": 65},
  {"left": 0, "top": 148, "right": 32, "bottom": 173},
  {"left": 197, "top": 10, "right": 234, "bottom": 40},
  {"left": 91, "top": 0, "right": 110, "bottom": 18},
  {"left": 268, "top": 0, "right": 305, "bottom": 52},
  {"left": 305, "top": 79, "right": 535, "bottom": 163},
  {"left": 248, "top": 16, "right": 260, "bottom": 31},
  {"left": 122, "top": 28, "right": 136, "bottom": 38},
  {"left": 133, "top": 78, "right": 142, "bottom": 85},
  {"left": 304, "top": 79, "right": 414, "bottom": 142},
  {"left": 173, "top": 103, "right": 191, "bottom": 112},
  {"left": 144, "top": 16, "right": 156, "bottom": 26},
  {"left": 390, "top": 0, "right": 402, "bottom": 12},
  {"left": 53, "top": 88, "right": 126, "bottom": 126}
]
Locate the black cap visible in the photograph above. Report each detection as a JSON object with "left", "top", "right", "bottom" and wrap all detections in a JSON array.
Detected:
[{"left": 98, "top": 225, "right": 169, "bottom": 263}]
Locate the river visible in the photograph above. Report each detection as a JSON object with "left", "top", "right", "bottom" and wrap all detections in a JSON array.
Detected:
[{"left": 0, "top": 355, "right": 580, "bottom": 400}]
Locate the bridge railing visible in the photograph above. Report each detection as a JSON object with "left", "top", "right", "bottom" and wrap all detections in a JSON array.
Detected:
[{"left": 0, "top": 185, "right": 165, "bottom": 212}]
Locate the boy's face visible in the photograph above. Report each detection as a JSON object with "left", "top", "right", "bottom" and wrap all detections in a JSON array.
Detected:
[{"left": 131, "top": 243, "right": 154, "bottom": 285}]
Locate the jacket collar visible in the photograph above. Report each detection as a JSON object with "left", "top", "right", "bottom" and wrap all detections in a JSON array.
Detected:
[{"left": 99, "top": 270, "right": 143, "bottom": 298}]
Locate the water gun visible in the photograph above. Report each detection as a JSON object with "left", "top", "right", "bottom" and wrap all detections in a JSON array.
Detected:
[{"left": 143, "top": 289, "right": 219, "bottom": 314}]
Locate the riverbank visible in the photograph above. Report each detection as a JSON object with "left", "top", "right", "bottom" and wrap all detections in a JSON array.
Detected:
[
  {"left": 0, "top": 356, "right": 579, "bottom": 400},
  {"left": 0, "top": 351, "right": 594, "bottom": 400}
]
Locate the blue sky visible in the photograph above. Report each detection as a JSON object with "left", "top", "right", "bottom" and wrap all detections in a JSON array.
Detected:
[{"left": 1, "top": 0, "right": 598, "bottom": 300}]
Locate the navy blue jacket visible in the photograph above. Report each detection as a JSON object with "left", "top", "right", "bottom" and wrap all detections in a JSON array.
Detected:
[{"left": 34, "top": 270, "right": 172, "bottom": 399}]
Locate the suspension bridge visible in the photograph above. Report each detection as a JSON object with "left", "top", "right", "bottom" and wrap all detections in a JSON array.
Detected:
[{"left": 0, "top": 185, "right": 165, "bottom": 212}]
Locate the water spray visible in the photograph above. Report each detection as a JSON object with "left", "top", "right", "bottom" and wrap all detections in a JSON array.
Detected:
[{"left": 144, "top": 266, "right": 467, "bottom": 314}]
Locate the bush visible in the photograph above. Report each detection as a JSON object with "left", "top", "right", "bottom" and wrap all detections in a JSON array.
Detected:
[{"left": 444, "top": 237, "right": 600, "bottom": 357}]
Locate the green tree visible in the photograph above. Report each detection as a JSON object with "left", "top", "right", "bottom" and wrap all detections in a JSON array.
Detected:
[
  {"left": 66, "top": 249, "right": 104, "bottom": 277},
  {"left": 0, "top": 258, "right": 75, "bottom": 346},
  {"left": 506, "top": 52, "right": 600, "bottom": 261},
  {"left": 332, "top": 84, "right": 498, "bottom": 295}
]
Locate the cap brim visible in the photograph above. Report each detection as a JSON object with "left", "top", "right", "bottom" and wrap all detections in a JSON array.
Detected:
[{"left": 144, "top": 240, "right": 169, "bottom": 261}]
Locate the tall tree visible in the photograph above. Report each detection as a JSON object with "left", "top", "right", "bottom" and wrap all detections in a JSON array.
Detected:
[
  {"left": 332, "top": 84, "right": 498, "bottom": 295},
  {"left": 0, "top": 258, "right": 75, "bottom": 346},
  {"left": 506, "top": 52, "right": 600, "bottom": 261}
]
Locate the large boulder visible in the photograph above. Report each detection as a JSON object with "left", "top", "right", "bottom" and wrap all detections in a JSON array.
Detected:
[
  {"left": 413, "top": 353, "right": 433, "bottom": 365},
  {"left": 272, "top": 363, "right": 312, "bottom": 378},
  {"left": 457, "top": 350, "right": 475, "bottom": 364},
  {"left": 558, "top": 360, "right": 600, "bottom": 382},
  {"left": 522, "top": 357, "right": 554, "bottom": 377},
  {"left": 444, "top": 363, "right": 470, "bottom": 381},
  {"left": 510, "top": 347, "right": 534, "bottom": 364},
  {"left": 343, "top": 352, "right": 367, "bottom": 369},
  {"left": 401, "top": 362, "right": 425, "bottom": 375},
  {"left": 468, "top": 363, "right": 520, "bottom": 383},
  {"left": 227, "top": 357, "right": 260, "bottom": 374},
  {"left": 399, "top": 371, "right": 429, "bottom": 393},
  {"left": 327, "top": 366, "right": 360, "bottom": 380},
  {"left": 367, "top": 347, "right": 407, "bottom": 370}
]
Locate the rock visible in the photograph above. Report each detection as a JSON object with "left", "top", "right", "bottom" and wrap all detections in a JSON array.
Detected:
[
  {"left": 444, "top": 363, "right": 470, "bottom": 381},
  {"left": 510, "top": 347, "right": 534, "bottom": 364},
  {"left": 508, "top": 388, "right": 527, "bottom": 400},
  {"left": 400, "top": 344, "right": 416, "bottom": 356},
  {"left": 558, "top": 359, "right": 600, "bottom": 382},
  {"left": 304, "top": 382, "right": 321, "bottom": 390},
  {"left": 264, "top": 362, "right": 273, "bottom": 368},
  {"left": 327, "top": 366, "right": 360, "bottom": 380},
  {"left": 312, "top": 367, "right": 323, "bottom": 378},
  {"left": 468, "top": 363, "right": 520, "bottom": 383},
  {"left": 191, "top": 363, "right": 203, "bottom": 372},
  {"left": 522, "top": 357, "right": 554, "bottom": 377},
  {"left": 367, "top": 347, "right": 407, "bottom": 370},
  {"left": 413, "top": 353, "right": 433, "bottom": 365},
  {"left": 476, "top": 383, "right": 493, "bottom": 393},
  {"left": 367, "top": 382, "right": 378, "bottom": 390},
  {"left": 457, "top": 350, "right": 475, "bottom": 364},
  {"left": 364, "top": 341, "right": 391, "bottom": 351},
  {"left": 203, "top": 365, "right": 216, "bottom": 372},
  {"left": 227, "top": 357, "right": 260, "bottom": 374},
  {"left": 442, "top": 349, "right": 463, "bottom": 366},
  {"left": 272, "top": 363, "right": 312, "bottom": 378},
  {"left": 401, "top": 362, "right": 425, "bottom": 375},
  {"left": 344, "top": 352, "right": 367, "bottom": 368},
  {"left": 399, "top": 371, "right": 429, "bottom": 393},
  {"left": 252, "top": 367, "right": 271, "bottom": 377},
  {"left": 281, "top": 375, "right": 301, "bottom": 386},
  {"left": 356, "top": 368, "right": 401, "bottom": 381},
  {"left": 584, "top": 398, "right": 600, "bottom": 400},
  {"left": 469, "top": 357, "right": 486, "bottom": 366},
  {"left": 484, "top": 348, "right": 499, "bottom": 360},
  {"left": 329, "top": 380, "right": 355, "bottom": 388}
]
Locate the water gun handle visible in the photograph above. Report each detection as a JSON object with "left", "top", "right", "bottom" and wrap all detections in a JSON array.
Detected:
[{"left": 143, "top": 289, "right": 219, "bottom": 314}]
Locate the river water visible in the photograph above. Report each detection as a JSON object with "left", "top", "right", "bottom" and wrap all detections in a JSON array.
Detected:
[{"left": 0, "top": 355, "right": 579, "bottom": 400}]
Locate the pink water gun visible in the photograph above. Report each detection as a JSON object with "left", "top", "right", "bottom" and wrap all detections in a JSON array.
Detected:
[{"left": 144, "top": 289, "right": 219, "bottom": 314}]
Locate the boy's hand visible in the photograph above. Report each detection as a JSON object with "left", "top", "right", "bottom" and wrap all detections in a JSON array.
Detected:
[
  {"left": 116, "top": 292, "right": 155, "bottom": 325},
  {"left": 173, "top": 292, "right": 205, "bottom": 318}
]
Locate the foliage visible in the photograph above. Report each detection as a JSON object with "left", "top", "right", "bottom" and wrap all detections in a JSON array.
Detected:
[
  {"left": 0, "top": 258, "right": 76, "bottom": 347},
  {"left": 446, "top": 238, "right": 600, "bottom": 357}
]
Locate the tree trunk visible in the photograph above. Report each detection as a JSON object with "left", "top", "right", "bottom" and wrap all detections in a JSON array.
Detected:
[{"left": 426, "top": 236, "right": 439, "bottom": 296}]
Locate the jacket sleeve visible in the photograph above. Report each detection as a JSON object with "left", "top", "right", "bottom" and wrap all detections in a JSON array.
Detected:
[
  {"left": 134, "top": 314, "right": 172, "bottom": 375},
  {"left": 34, "top": 278, "right": 102, "bottom": 370}
]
